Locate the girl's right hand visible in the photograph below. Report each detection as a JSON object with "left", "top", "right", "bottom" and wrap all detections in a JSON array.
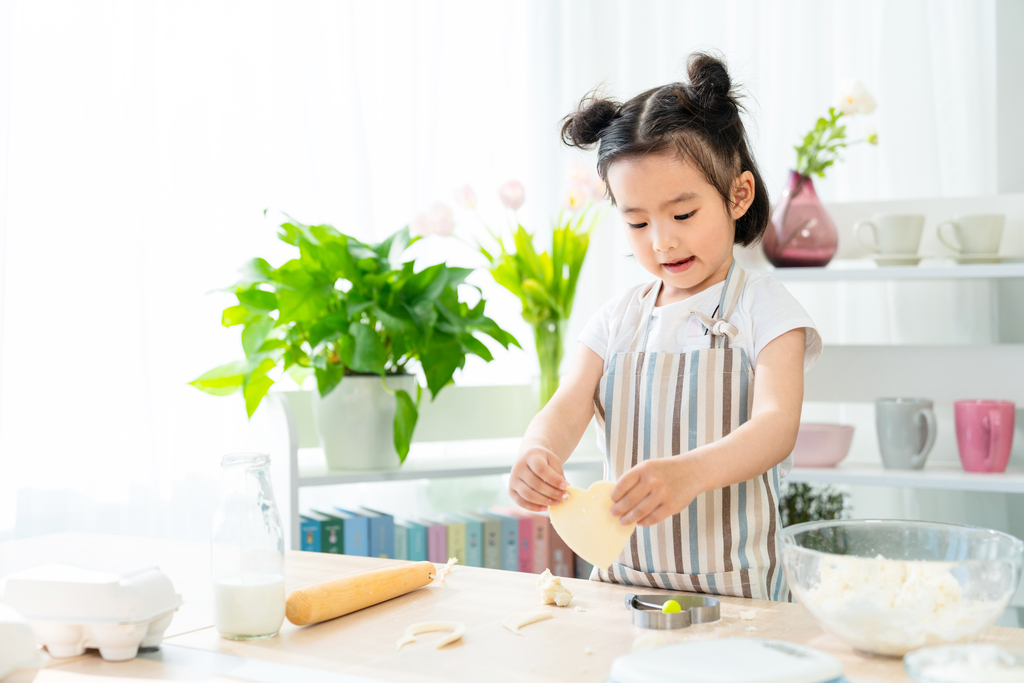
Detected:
[{"left": 509, "top": 447, "right": 570, "bottom": 512}]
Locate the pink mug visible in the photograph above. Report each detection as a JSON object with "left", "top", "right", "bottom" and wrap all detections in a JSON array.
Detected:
[{"left": 954, "top": 400, "right": 1016, "bottom": 473}]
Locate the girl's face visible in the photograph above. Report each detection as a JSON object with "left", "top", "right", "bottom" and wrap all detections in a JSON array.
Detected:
[{"left": 606, "top": 151, "right": 754, "bottom": 303}]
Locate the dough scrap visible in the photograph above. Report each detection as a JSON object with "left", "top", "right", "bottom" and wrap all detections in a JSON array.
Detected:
[
  {"left": 502, "top": 610, "right": 554, "bottom": 635},
  {"left": 739, "top": 610, "right": 757, "bottom": 621},
  {"left": 574, "top": 606, "right": 586, "bottom": 613},
  {"left": 430, "top": 557, "right": 458, "bottom": 585},
  {"left": 395, "top": 621, "right": 466, "bottom": 650},
  {"left": 536, "top": 569, "right": 573, "bottom": 607},
  {"left": 549, "top": 482, "right": 635, "bottom": 569}
]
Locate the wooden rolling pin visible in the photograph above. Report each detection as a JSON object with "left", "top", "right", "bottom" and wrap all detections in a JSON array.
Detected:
[{"left": 286, "top": 561, "right": 436, "bottom": 626}]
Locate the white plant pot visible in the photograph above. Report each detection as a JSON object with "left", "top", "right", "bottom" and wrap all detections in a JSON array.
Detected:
[{"left": 311, "top": 374, "right": 417, "bottom": 471}]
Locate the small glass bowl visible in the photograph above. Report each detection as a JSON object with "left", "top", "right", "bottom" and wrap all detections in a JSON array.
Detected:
[
  {"left": 904, "top": 644, "right": 1024, "bottom": 682},
  {"left": 781, "top": 520, "right": 1023, "bottom": 656}
]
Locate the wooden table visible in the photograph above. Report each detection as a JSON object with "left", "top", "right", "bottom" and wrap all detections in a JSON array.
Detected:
[{"left": 2, "top": 534, "right": 1022, "bottom": 682}]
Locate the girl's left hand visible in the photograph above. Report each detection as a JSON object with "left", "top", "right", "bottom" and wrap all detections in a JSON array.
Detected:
[{"left": 609, "top": 457, "right": 703, "bottom": 527}]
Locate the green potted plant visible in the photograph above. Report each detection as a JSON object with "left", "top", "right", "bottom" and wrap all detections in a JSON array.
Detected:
[
  {"left": 780, "top": 482, "right": 850, "bottom": 528},
  {"left": 190, "top": 216, "right": 519, "bottom": 470}
]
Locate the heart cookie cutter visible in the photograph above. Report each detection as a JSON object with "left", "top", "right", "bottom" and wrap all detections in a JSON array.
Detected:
[{"left": 624, "top": 594, "right": 721, "bottom": 630}]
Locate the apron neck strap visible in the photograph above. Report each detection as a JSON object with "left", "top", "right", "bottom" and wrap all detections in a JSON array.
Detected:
[
  {"left": 717, "top": 259, "right": 747, "bottom": 322},
  {"left": 627, "top": 280, "right": 662, "bottom": 353},
  {"left": 626, "top": 260, "right": 748, "bottom": 353}
]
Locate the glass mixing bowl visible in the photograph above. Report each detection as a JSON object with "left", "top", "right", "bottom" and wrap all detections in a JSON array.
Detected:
[{"left": 781, "top": 520, "right": 1023, "bottom": 656}]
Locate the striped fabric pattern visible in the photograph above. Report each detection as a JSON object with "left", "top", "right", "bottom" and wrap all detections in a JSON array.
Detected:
[{"left": 592, "top": 262, "right": 790, "bottom": 602}]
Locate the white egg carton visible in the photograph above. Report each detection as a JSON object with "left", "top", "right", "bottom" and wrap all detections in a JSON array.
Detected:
[
  {"left": 0, "top": 560, "right": 182, "bottom": 662},
  {"left": 0, "top": 604, "right": 44, "bottom": 683}
]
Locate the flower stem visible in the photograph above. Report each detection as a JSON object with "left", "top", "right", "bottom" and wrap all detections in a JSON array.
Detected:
[{"left": 533, "top": 318, "right": 565, "bottom": 409}]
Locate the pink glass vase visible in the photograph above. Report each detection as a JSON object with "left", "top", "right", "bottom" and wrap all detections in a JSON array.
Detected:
[{"left": 762, "top": 170, "right": 838, "bottom": 268}]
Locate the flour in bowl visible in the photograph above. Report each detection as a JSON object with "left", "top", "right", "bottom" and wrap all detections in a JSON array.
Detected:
[{"left": 802, "top": 555, "right": 1009, "bottom": 656}]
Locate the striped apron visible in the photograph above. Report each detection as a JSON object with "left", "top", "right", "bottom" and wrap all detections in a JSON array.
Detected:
[{"left": 592, "top": 261, "right": 789, "bottom": 601}]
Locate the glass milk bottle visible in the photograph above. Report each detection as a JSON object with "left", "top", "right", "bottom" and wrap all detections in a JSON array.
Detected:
[{"left": 211, "top": 453, "right": 286, "bottom": 640}]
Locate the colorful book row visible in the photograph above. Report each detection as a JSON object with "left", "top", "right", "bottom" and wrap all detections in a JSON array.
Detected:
[{"left": 300, "top": 506, "right": 593, "bottom": 580}]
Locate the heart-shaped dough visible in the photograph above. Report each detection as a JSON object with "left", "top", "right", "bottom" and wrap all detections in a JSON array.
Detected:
[{"left": 549, "top": 481, "right": 635, "bottom": 570}]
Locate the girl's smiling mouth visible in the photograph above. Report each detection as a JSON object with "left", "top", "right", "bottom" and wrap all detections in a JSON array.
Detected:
[{"left": 662, "top": 255, "right": 696, "bottom": 273}]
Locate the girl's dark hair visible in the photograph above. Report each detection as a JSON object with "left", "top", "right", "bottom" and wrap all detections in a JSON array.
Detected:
[{"left": 560, "top": 52, "right": 769, "bottom": 246}]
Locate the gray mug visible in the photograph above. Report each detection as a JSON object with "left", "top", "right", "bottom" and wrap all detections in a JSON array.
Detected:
[{"left": 875, "top": 398, "right": 937, "bottom": 470}]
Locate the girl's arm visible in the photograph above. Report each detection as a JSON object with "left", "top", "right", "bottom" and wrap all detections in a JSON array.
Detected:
[
  {"left": 509, "top": 342, "right": 604, "bottom": 512},
  {"left": 609, "top": 328, "right": 806, "bottom": 527}
]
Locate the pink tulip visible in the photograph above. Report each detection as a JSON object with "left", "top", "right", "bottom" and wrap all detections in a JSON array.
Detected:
[
  {"left": 498, "top": 180, "right": 525, "bottom": 211},
  {"left": 567, "top": 160, "right": 591, "bottom": 181},
  {"left": 453, "top": 184, "right": 477, "bottom": 209},
  {"left": 410, "top": 212, "right": 432, "bottom": 237},
  {"left": 426, "top": 202, "right": 455, "bottom": 237},
  {"left": 563, "top": 179, "right": 589, "bottom": 210}
]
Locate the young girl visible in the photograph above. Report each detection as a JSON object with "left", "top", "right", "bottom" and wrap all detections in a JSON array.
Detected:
[{"left": 508, "top": 52, "right": 821, "bottom": 602}]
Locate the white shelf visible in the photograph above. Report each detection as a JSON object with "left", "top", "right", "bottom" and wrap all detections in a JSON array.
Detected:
[
  {"left": 760, "top": 261, "right": 1024, "bottom": 281},
  {"left": 787, "top": 462, "right": 1024, "bottom": 494},
  {"left": 299, "top": 452, "right": 1024, "bottom": 494},
  {"left": 297, "top": 448, "right": 604, "bottom": 486}
]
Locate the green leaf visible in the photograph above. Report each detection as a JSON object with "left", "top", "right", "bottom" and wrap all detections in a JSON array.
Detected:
[
  {"left": 405, "top": 263, "right": 447, "bottom": 300},
  {"left": 236, "top": 258, "right": 274, "bottom": 286},
  {"left": 337, "top": 331, "right": 355, "bottom": 367},
  {"left": 286, "top": 363, "right": 313, "bottom": 387},
  {"left": 405, "top": 299, "right": 438, "bottom": 329},
  {"left": 348, "top": 323, "right": 387, "bottom": 374},
  {"left": 275, "top": 261, "right": 333, "bottom": 325},
  {"left": 307, "top": 308, "right": 349, "bottom": 348},
  {"left": 314, "top": 364, "right": 344, "bottom": 397},
  {"left": 418, "top": 334, "right": 464, "bottom": 398},
  {"left": 302, "top": 230, "right": 360, "bottom": 284},
  {"left": 236, "top": 288, "right": 277, "bottom": 313},
  {"left": 241, "top": 317, "right": 275, "bottom": 357},
  {"left": 221, "top": 305, "right": 260, "bottom": 328},
  {"left": 392, "top": 389, "right": 418, "bottom": 464},
  {"left": 373, "top": 304, "right": 414, "bottom": 334},
  {"left": 377, "top": 226, "right": 413, "bottom": 267},
  {"left": 244, "top": 374, "right": 275, "bottom": 417},
  {"left": 258, "top": 337, "right": 287, "bottom": 353},
  {"left": 474, "top": 316, "right": 521, "bottom": 349},
  {"left": 277, "top": 219, "right": 320, "bottom": 247},
  {"left": 460, "top": 333, "right": 493, "bottom": 362},
  {"left": 190, "top": 360, "right": 249, "bottom": 396}
]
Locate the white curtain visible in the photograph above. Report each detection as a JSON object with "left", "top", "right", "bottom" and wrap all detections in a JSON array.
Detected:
[{"left": 0, "top": 0, "right": 999, "bottom": 540}]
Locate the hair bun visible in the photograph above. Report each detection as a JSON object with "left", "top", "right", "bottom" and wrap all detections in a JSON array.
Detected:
[
  {"left": 561, "top": 95, "right": 619, "bottom": 148},
  {"left": 686, "top": 52, "right": 733, "bottom": 109}
]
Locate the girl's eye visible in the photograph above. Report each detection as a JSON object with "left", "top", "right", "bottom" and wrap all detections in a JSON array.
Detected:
[
  {"left": 628, "top": 222, "right": 648, "bottom": 230},
  {"left": 674, "top": 212, "right": 695, "bottom": 221}
]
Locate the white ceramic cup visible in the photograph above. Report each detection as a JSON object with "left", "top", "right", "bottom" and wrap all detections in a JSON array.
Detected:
[
  {"left": 936, "top": 214, "right": 1005, "bottom": 254},
  {"left": 853, "top": 214, "right": 925, "bottom": 254}
]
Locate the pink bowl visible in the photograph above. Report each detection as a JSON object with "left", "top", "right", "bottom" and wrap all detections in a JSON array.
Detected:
[{"left": 791, "top": 423, "right": 855, "bottom": 468}]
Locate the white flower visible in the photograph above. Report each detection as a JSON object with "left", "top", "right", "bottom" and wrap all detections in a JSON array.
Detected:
[
  {"left": 453, "top": 184, "right": 477, "bottom": 209},
  {"left": 834, "top": 79, "right": 876, "bottom": 116},
  {"left": 498, "top": 180, "right": 525, "bottom": 211}
]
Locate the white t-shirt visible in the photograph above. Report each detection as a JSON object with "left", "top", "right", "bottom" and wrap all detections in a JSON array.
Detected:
[{"left": 578, "top": 270, "right": 822, "bottom": 476}]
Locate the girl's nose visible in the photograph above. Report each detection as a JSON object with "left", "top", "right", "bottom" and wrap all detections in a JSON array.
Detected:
[{"left": 650, "top": 222, "right": 678, "bottom": 252}]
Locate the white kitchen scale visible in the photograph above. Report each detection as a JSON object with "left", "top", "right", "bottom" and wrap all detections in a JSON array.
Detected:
[{"left": 607, "top": 639, "right": 848, "bottom": 683}]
